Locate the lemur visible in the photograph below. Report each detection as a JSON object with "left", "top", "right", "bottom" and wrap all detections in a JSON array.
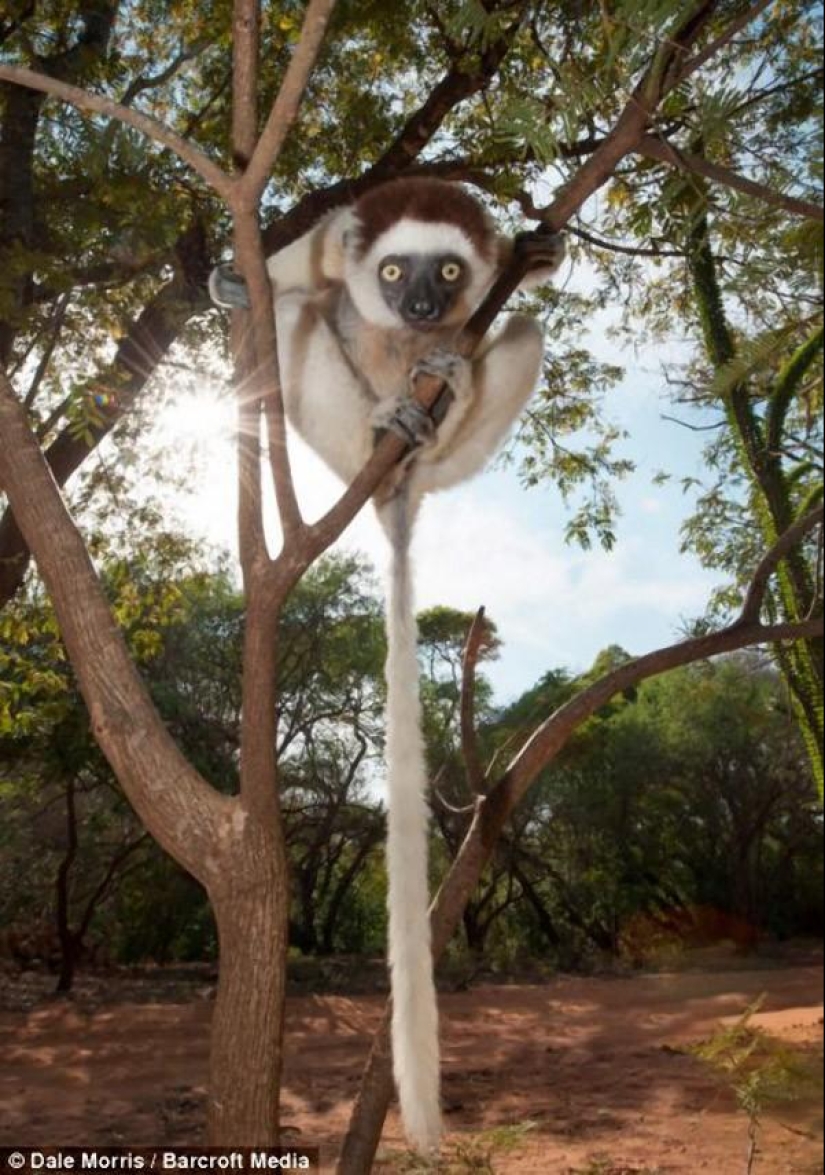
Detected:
[{"left": 211, "top": 177, "right": 564, "bottom": 1154}]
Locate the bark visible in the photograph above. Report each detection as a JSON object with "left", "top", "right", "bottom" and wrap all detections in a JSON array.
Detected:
[{"left": 208, "top": 851, "right": 290, "bottom": 1144}]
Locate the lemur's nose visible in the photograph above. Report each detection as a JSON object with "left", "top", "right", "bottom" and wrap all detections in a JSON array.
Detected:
[{"left": 408, "top": 298, "right": 439, "bottom": 320}]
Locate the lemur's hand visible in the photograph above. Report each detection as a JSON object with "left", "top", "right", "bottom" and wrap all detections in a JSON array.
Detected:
[
  {"left": 513, "top": 227, "right": 565, "bottom": 280},
  {"left": 411, "top": 348, "right": 472, "bottom": 403},
  {"left": 372, "top": 397, "right": 436, "bottom": 451},
  {"left": 208, "top": 264, "right": 251, "bottom": 310}
]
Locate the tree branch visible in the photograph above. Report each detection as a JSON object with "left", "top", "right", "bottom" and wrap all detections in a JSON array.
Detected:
[
  {"left": 237, "top": 0, "right": 339, "bottom": 202},
  {"left": 461, "top": 608, "right": 488, "bottom": 796},
  {"left": 569, "top": 223, "right": 687, "bottom": 259},
  {"left": 534, "top": 1, "right": 720, "bottom": 233},
  {"left": 638, "top": 134, "right": 825, "bottom": 222},
  {"left": 674, "top": 0, "right": 775, "bottom": 86},
  {"left": 338, "top": 558, "right": 822, "bottom": 1173},
  {"left": 0, "top": 63, "right": 234, "bottom": 199},
  {"left": 739, "top": 504, "right": 824, "bottom": 625}
]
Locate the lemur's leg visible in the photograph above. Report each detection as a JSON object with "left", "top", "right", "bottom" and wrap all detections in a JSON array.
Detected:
[
  {"left": 276, "top": 292, "right": 376, "bottom": 485},
  {"left": 411, "top": 314, "right": 544, "bottom": 494}
]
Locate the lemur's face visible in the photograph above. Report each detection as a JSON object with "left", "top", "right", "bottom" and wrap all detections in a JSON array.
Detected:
[
  {"left": 377, "top": 253, "right": 468, "bottom": 329},
  {"left": 344, "top": 217, "right": 497, "bottom": 332}
]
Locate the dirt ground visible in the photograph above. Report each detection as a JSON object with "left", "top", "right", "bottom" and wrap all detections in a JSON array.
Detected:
[{"left": 0, "top": 951, "right": 822, "bottom": 1174}]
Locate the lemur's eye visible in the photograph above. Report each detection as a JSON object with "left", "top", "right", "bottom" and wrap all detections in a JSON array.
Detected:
[
  {"left": 441, "top": 260, "right": 463, "bottom": 282},
  {"left": 380, "top": 262, "right": 404, "bottom": 283}
]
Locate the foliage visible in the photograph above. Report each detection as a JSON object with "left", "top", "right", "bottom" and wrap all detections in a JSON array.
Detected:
[
  {"left": 382, "top": 1119, "right": 537, "bottom": 1173},
  {"left": 0, "top": 545, "right": 393, "bottom": 966},
  {"left": 464, "top": 651, "right": 822, "bottom": 970},
  {"left": 689, "top": 999, "right": 824, "bottom": 1172}
]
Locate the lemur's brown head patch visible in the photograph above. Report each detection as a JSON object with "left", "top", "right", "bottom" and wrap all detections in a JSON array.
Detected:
[{"left": 351, "top": 179, "right": 498, "bottom": 260}]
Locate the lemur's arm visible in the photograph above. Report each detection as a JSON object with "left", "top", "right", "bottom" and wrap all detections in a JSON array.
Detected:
[{"left": 208, "top": 206, "right": 354, "bottom": 308}]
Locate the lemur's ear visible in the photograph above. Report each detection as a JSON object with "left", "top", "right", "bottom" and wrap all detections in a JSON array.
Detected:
[{"left": 322, "top": 207, "right": 359, "bottom": 282}]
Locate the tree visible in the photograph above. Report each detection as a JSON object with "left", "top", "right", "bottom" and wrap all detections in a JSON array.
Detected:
[
  {"left": 683, "top": 211, "right": 823, "bottom": 786},
  {"left": 491, "top": 652, "right": 821, "bottom": 967},
  {"left": 0, "top": 1, "right": 822, "bottom": 1168},
  {"left": 566, "top": 1, "right": 824, "bottom": 778}
]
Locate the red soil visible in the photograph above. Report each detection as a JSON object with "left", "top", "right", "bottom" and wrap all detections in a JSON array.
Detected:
[{"left": 0, "top": 955, "right": 822, "bottom": 1173}]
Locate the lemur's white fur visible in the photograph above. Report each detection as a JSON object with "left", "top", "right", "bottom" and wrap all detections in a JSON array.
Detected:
[{"left": 258, "top": 181, "right": 561, "bottom": 1154}]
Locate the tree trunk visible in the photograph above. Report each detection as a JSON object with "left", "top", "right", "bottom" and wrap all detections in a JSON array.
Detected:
[
  {"left": 54, "top": 777, "right": 79, "bottom": 994},
  {"left": 462, "top": 904, "right": 488, "bottom": 953},
  {"left": 511, "top": 864, "right": 562, "bottom": 947},
  {"left": 55, "top": 935, "right": 79, "bottom": 994},
  {"left": 208, "top": 862, "right": 290, "bottom": 1145}
]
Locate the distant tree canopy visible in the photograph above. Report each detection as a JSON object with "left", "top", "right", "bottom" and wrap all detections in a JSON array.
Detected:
[{"left": 1, "top": 549, "right": 820, "bottom": 980}]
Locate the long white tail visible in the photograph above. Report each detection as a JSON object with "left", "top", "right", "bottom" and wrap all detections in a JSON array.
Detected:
[{"left": 380, "top": 489, "right": 441, "bottom": 1155}]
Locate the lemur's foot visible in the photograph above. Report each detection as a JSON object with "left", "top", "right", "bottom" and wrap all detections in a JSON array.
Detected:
[
  {"left": 513, "top": 227, "right": 565, "bottom": 279},
  {"left": 411, "top": 348, "right": 471, "bottom": 402},
  {"left": 372, "top": 397, "right": 436, "bottom": 450},
  {"left": 208, "top": 263, "right": 251, "bottom": 310}
]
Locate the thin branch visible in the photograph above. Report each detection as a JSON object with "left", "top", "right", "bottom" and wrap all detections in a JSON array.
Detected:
[
  {"left": 569, "top": 223, "right": 687, "bottom": 259},
  {"left": 660, "top": 412, "right": 726, "bottom": 432},
  {"left": 98, "top": 41, "right": 208, "bottom": 159},
  {"left": 238, "top": 0, "right": 339, "bottom": 202},
  {"left": 727, "top": 66, "right": 825, "bottom": 121},
  {"left": 739, "top": 504, "right": 824, "bottom": 625},
  {"left": 675, "top": 0, "right": 775, "bottom": 85},
  {"left": 228, "top": 5, "right": 340, "bottom": 549},
  {"left": 22, "top": 293, "right": 70, "bottom": 407},
  {"left": 77, "top": 833, "right": 149, "bottom": 940},
  {"left": 460, "top": 608, "right": 488, "bottom": 796},
  {"left": 232, "top": 209, "right": 304, "bottom": 545},
  {"left": 0, "top": 63, "right": 234, "bottom": 199},
  {"left": 638, "top": 134, "right": 825, "bottom": 222}
]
